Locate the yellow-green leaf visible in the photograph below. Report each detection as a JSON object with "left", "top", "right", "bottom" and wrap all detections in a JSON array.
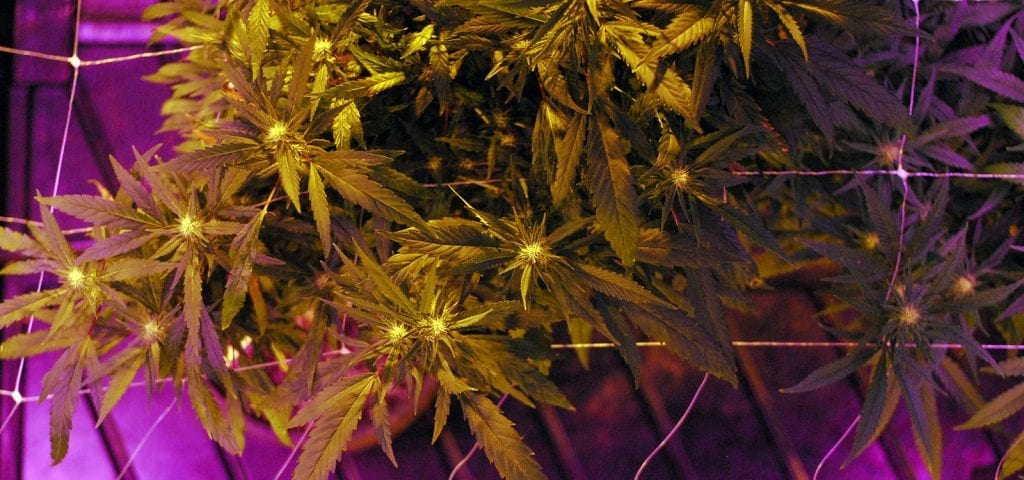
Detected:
[
  {"left": 278, "top": 149, "right": 304, "bottom": 212},
  {"left": 766, "top": 1, "right": 807, "bottom": 61},
  {"left": 432, "top": 389, "right": 451, "bottom": 444},
  {"left": 897, "top": 361, "right": 942, "bottom": 479},
  {"left": 959, "top": 381, "right": 1024, "bottom": 430},
  {"left": 577, "top": 264, "right": 672, "bottom": 308},
  {"left": 402, "top": 24, "right": 434, "bottom": 59},
  {"left": 739, "top": 0, "right": 753, "bottom": 78},
  {"left": 0, "top": 289, "right": 62, "bottom": 329},
  {"left": 460, "top": 392, "right": 545, "bottom": 480},
  {"left": 308, "top": 166, "right": 332, "bottom": 255},
  {"left": 647, "top": 14, "right": 714, "bottom": 61},
  {"left": 552, "top": 113, "right": 586, "bottom": 206},
  {"left": 998, "top": 429, "right": 1024, "bottom": 479},
  {"left": 0, "top": 329, "right": 77, "bottom": 359},
  {"left": 588, "top": 117, "right": 639, "bottom": 267},
  {"left": 97, "top": 352, "right": 145, "bottom": 426},
  {"left": 371, "top": 397, "right": 397, "bottom": 467},
  {"left": 221, "top": 211, "right": 266, "bottom": 328},
  {"left": 247, "top": 0, "right": 272, "bottom": 72},
  {"left": 292, "top": 374, "right": 377, "bottom": 480}
]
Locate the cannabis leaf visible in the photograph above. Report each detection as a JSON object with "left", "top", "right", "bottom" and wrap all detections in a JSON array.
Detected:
[
  {"left": 459, "top": 391, "right": 545, "bottom": 480},
  {"left": 290, "top": 373, "right": 379, "bottom": 480},
  {"left": 588, "top": 115, "right": 640, "bottom": 267}
]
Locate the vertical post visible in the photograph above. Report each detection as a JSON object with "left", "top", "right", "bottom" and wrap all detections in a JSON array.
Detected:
[{"left": 0, "top": 0, "right": 20, "bottom": 476}]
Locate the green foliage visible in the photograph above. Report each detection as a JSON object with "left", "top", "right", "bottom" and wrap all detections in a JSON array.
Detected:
[{"left": 2, "top": 0, "right": 1024, "bottom": 478}]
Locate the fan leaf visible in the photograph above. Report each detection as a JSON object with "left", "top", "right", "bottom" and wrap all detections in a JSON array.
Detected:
[
  {"left": 292, "top": 373, "right": 377, "bottom": 480},
  {"left": 588, "top": 117, "right": 639, "bottom": 267},
  {"left": 459, "top": 391, "right": 545, "bottom": 480},
  {"left": 783, "top": 348, "right": 875, "bottom": 393}
]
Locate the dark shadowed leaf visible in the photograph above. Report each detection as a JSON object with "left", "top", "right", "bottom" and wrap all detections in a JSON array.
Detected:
[
  {"left": 849, "top": 359, "right": 900, "bottom": 459},
  {"left": 783, "top": 348, "right": 875, "bottom": 393}
]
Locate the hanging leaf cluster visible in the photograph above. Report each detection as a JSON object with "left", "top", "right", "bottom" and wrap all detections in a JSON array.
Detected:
[{"left": 1, "top": 0, "right": 1024, "bottom": 479}]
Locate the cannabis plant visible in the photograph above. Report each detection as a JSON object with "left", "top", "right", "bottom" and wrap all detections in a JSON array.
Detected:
[{"left": 2, "top": 0, "right": 1024, "bottom": 479}]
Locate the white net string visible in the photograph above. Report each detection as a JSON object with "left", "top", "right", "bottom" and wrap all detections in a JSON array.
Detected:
[
  {"left": 1, "top": 0, "right": 85, "bottom": 447},
  {"left": 0, "top": 1, "right": 209, "bottom": 476},
  {"left": 0, "top": 0, "right": 1021, "bottom": 478}
]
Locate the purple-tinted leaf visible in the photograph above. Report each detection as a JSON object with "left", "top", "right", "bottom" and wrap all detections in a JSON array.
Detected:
[
  {"left": 941, "top": 65, "right": 1024, "bottom": 102},
  {"left": 999, "top": 294, "right": 1024, "bottom": 320},
  {"left": 637, "top": 228, "right": 748, "bottom": 267},
  {"left": 78, "top": 231, "right": 159, "bottom": 262},
  {"left": 984, "top": 17, "right": 1013, "bottom": 62},
  {"left": 625, "top": 306, "right": 736, "bottom": 385},
  {"left": 801, "top": 240, "right": 887, "bottom": 282},
  {"left": 959, "top": 2, "right": 1015, "bottom": 27},
  {"left": 777, "top": 44, "right": 835, "bottom": 144},
  {"left": 686, "top": 268, "right": 731, "bottom": 353},
  {"left": 918, "top": 144, "right": 974, "bottom": 170},
  {"left": 112, "top": 150, "right": 156, "bottom": 214},
  {"left": 968, "top": 188, "right": 1007, "bottom": 220},
  {"left": 942, "top": 45, "right": 990, "bottom": 67},
  {"left": 707, "top": 201, "right": 788, "bottom": 259},
  {"left": 40, "top": 339, "right": 90, "bottom": 465},
  {"left": 1011, "top": 29, "right": 1024, "bottom": 66},
  {"left": 39, "top": 195, "right": 155, "bottom": 230},
  {"left": 199, "top": 307, "right": 228, "bottom": 379},
  {"left": 807, "top": 37, "right": 910, "bottom": 131},
  {"left": 915, "top": 115, "right": 991, "bottom": 145}
]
